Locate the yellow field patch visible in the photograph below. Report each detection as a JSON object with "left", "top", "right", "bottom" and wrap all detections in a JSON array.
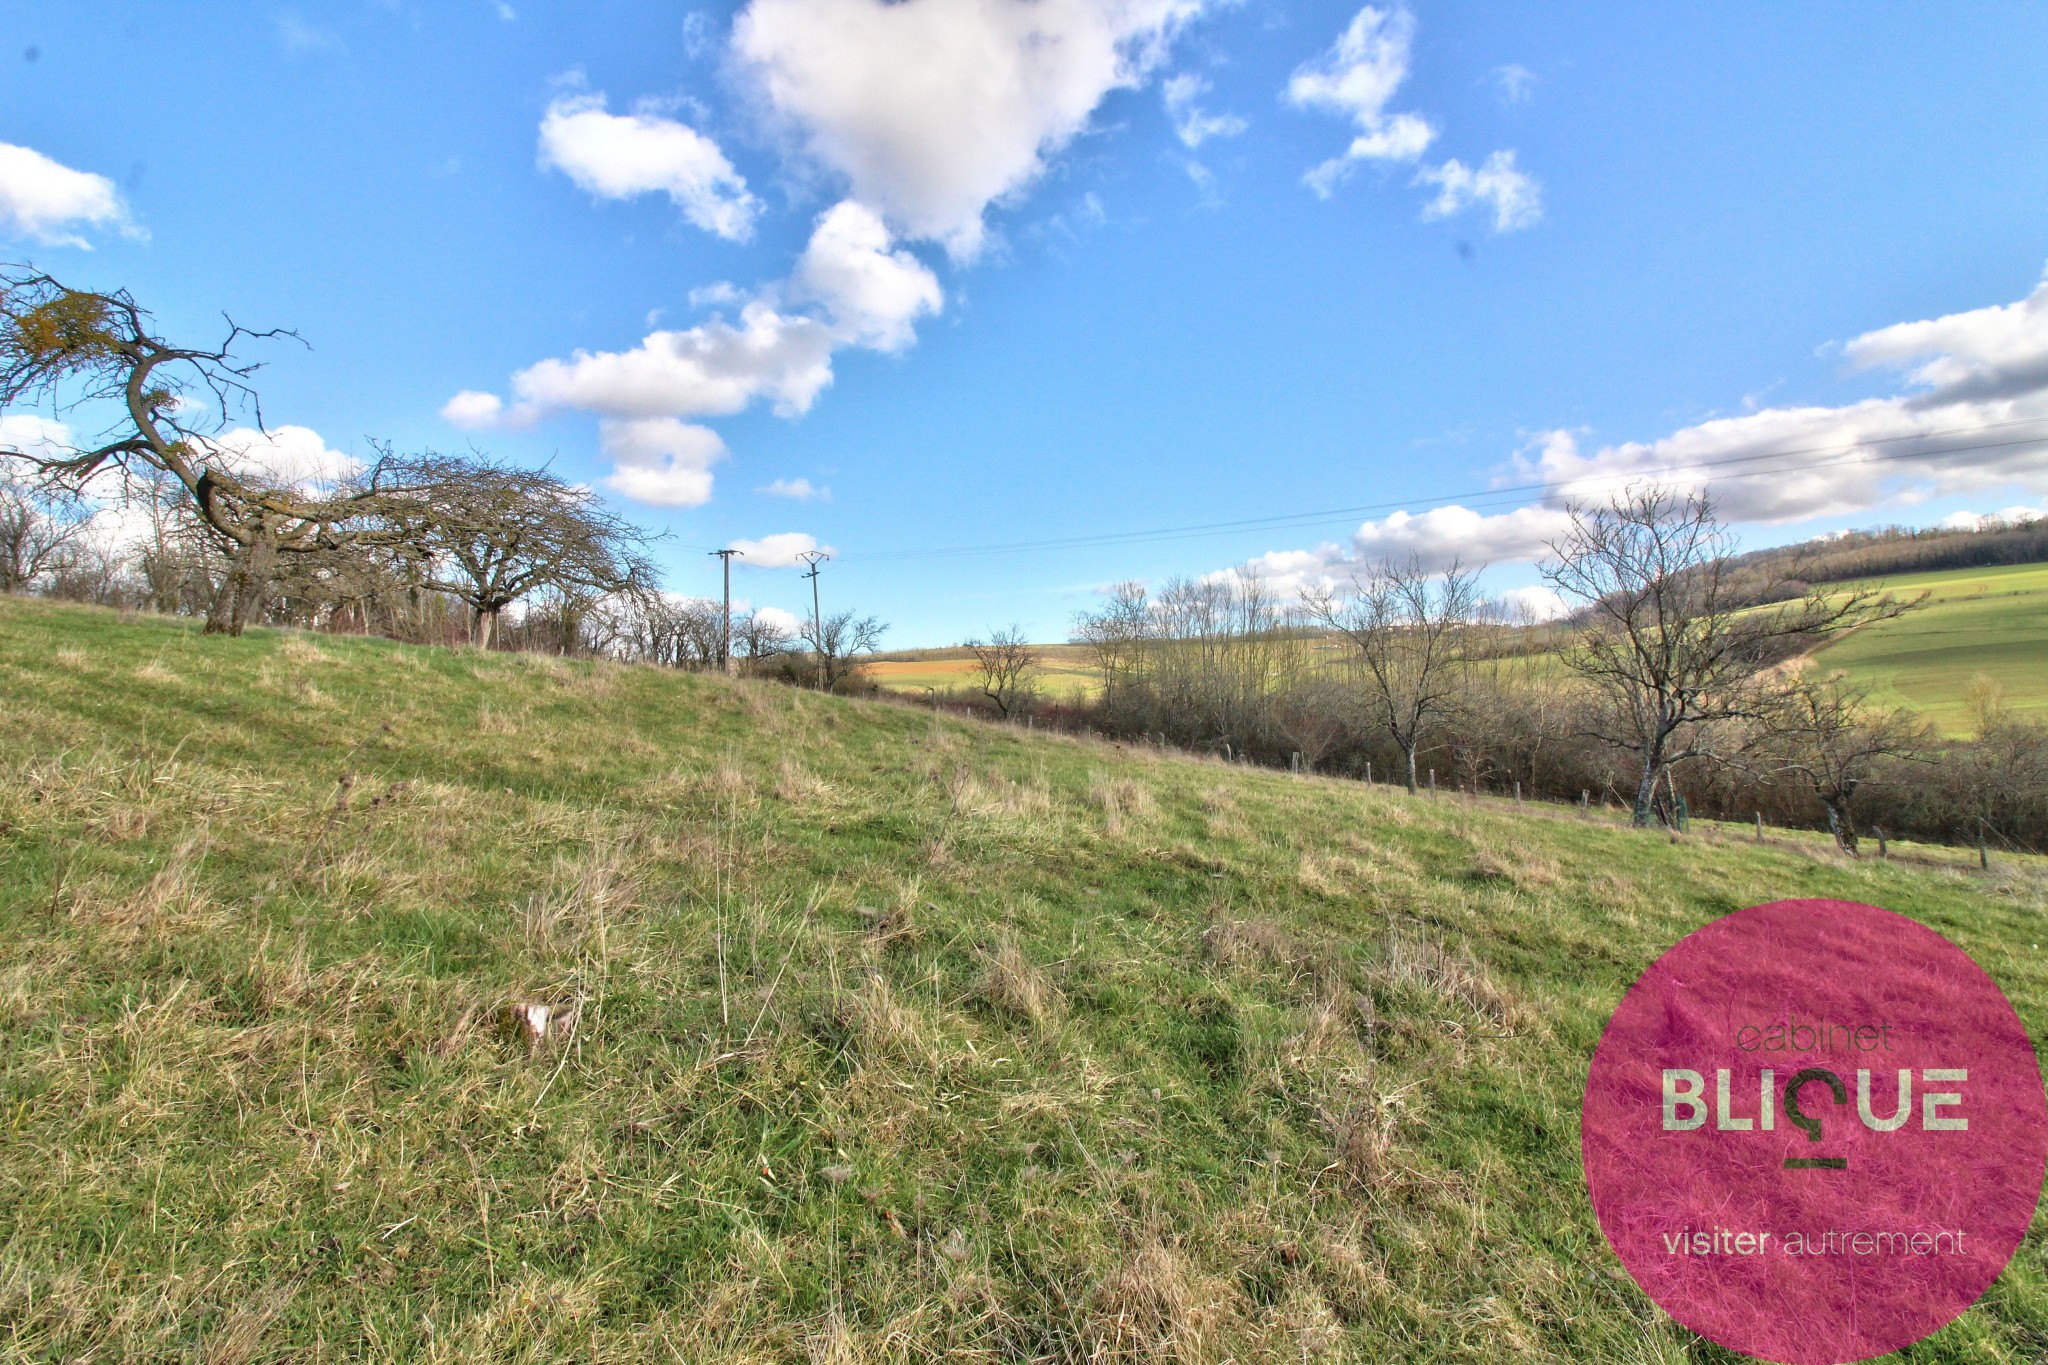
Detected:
[{"left": 865, "top": 646, "right": 1103, "bottom": 700}]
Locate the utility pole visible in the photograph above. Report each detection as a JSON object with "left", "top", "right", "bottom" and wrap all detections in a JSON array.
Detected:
[
  {"left": 798, "top": 550, "right": 829, "bottom": 691},
  {"left": 709, "top": 548, "right": 741, "bottom": 674}
]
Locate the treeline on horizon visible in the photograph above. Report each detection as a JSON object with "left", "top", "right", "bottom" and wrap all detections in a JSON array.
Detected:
[
  {"left": 1024, "top": 500, "right": 2048, "bottom": 860},
  {"left": 1719, "top": 515, "right": 2048, "bottom": 607}
]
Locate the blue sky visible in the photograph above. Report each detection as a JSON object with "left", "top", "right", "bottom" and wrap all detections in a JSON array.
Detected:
[{"left": 6, "top": 2, "right": 2048, "bottom": 644}]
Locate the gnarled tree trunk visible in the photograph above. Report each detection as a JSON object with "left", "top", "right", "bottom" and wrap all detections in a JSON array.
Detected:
[
  {"left": 204, "top": 535, "right": 275, "bottom": 637},
  {"left": 1824, "top": 800, "right": 1861, "bottom": 856}
]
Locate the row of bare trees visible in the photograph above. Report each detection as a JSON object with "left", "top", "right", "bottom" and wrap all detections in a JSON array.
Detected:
[
  {"left": 1065, "top": 487, "right": 2045, "bottom": 855},
  {"left": 0, "top": 269, "right": 659, "bottom": 640},
  {"left": 0, "top": 268, "right": 890, "bottom": 687}
]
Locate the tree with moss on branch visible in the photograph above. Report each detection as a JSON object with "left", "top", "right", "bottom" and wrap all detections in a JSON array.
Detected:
[{"left": 0, "top": 267, "right": 439, "bottom": 635}]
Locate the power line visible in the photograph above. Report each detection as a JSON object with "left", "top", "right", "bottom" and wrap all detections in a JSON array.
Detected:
[
  {"left": 662, "top": 416, "right": 2048, "bottom": 572},
  {"left": 839, "top": 417, "right": 2048, "bottom": 564}
]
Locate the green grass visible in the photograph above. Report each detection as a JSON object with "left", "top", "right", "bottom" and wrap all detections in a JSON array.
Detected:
[
  {"left": 1810, "top": 562, "right": 2048, "bottom": 733},
  {"left": 0, "top": 596, "right": 2044, "bottom": 1362}
]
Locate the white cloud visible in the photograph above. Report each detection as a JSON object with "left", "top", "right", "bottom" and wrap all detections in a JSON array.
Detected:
[
  {"left": 80, "top": 499, "right": 160, "bottom": 557},
  {"left": 192, "top": 426, "right": 362, "bottom": 492},
  {"left": 1351, "top": 502, "right": 1571, "bottom": 565},
  {"left": 447, "top": 203, "right": 943, "bottom": 503},
  {"left": 466, "top": 0, "right": 1204, "bottom": 504},
  {"left": 1842, "top": 275, "right": 2048, "bottom": 406},
  {"left": 539, "top": 93, "right": 760, "bottom": 241},
  {"left": 1223, "top": 547, "right": 1343, "bottom": 601},
  {"left": 1939, "top": 504, "right": 2046, "bottom": 530},
  {"left": 0, "top": 413, "right": 73, "bottom": 464},
  {"left": 1490, "top": 63, "right": 1535, "bottom": 106},
  {"left": 1496, "top": 584, "right": 1568, "bottom": 622},
  {"left": 727, "top": 531, "right": 832, "bottom": 567},
  {"left": 599, "top": 417, "right": 727, "bottom": 508},
  {"left": 1163, "top": 73, "right": 1246, "bottom": 149},
  {"left": 1289, "top": 8, "right": 1542, "bottom": 230},
  {"left": 1417, "top": 151, "right": 1542, "bottom": 232},
  {"left": 752, "top": 604, "right": 804, "bottom": 635},
  {"left": 689, "top": 281, "right": 745, "bottom": 310},
  {"left": 683, "top": 12, "right": 718, "bottom": 60},
  {"left": 0, "top": 425, "right": 172, "bottom": 559},
  {"left": 441, "top": 390, "right": 532, "bottom": 430},
  {"left": 1228, "top": 270, "right": 2048, "bottom": 584},
  {"left": 276, "top": 13, "right": 343, "bottom": 58},
  {"left": 1287, "top": 6, "right": 1422, "bottom": 134},
  {"left": 792, "top": 200, "right": 943, "bottom": 352},
  {"left": 512, "top": 300, "right": 838, "bottom": 422},
  {"left": 0, "top": 142, "right": 139, "bottom": 249},
  {"left": 1288, "top": 5, "right": 1435, "bottom": 197},
  {"left": 1239, "top": 503, "right": 1572, "bottom": 595},
  {"left": 759, "top": 476, "right": 827, "bottom": 500},
  {"left": 733, "top": 0, "right": 1208, "bottom": 258}
]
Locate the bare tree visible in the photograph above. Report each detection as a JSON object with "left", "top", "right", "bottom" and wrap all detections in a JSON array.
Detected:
[
  {"left": 1938, "top": 678, "right": 2048, "bottom": 852},
  {"left": 122, "top": 471, "right": 228, "bottom": 616},
  {"left": 1072, "top": 581, "right": 1152, "bottom": 698},
  {"left": 1305, "top": 556, "right": 1483, "bottom": 793},
  {"left": 1543, "top": 486, "right": 1916, "bottom": 827},
  {"left": 0, "top": 473, "right": 89, "bottom": 592},
  {"left": 1070, "top": 574, "right": 1293, "bottom": 757},
  {"left": 1470, "top": 662, "right": 1572, "bottom": 797},
  {"left": 1759, "top": 672, "right": 1931, "bottom": 855},
  {"left": 1274, "top": 678, "right": 1356, "bottom": 773},
  {"left": 396, "top": 454, "right": 656, "bottom": 649},
  {"left": 964, "top": 625, "right": 1040, "bottom": 718},
  {"left": 592, "top": 590, "right": 722, "bottom": 668},
  {"left": 802, "top": 609, "right": 887, "bottom": 692},
  {"left": 1136, "top": 571, "right": 1285, "bottom": 757},
  {"left": 733, "top": 609, "right": 795, "bottom": 668},
  {"left": 0, "top": 269, "right": 431, "bottom": 634}
]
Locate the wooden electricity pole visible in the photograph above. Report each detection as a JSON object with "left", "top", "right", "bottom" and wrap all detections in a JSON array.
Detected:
[
  {"left": 798, "top": 550, "right": 829, "bottom": 690},
  {"left": 709, "top": 548, "right": 742, "bottom": 674}
]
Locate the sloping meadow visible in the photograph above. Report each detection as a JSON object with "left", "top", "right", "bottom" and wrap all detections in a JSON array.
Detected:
[{"left": 0, "top": 597, "right": 2043, "bottom": 1363}]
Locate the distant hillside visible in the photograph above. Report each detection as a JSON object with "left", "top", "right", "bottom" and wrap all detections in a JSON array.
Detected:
[
  {"left": 0, "top": 596, "right": 2043, "bottom": 1361},
  {"left": 1813, "top": 561, "right": 2048, "bottom": 732},
  {"left": 1724, "top": 515, "right": 2048, "bottom": 606}
]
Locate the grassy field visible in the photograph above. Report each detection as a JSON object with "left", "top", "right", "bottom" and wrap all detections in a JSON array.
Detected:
[
  {"left": 865, "top": 645, "right": 1104, "bottom": 703},
  {"left": 1811, "top": 562, "right": 2048, "bottom": 733},
  {"left": 1, "top": 596, "right": 2045, "bottom": 1362}
]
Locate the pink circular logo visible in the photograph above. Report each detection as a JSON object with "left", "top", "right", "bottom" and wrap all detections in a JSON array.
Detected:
[{"left": 1583, "top": 899, "right": 2047, "bottom": 1363}]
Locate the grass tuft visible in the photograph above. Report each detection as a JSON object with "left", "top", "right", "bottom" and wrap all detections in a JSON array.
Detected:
[{"left": 976, "top": 936, "right": 1066, "bottom": 1029}]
